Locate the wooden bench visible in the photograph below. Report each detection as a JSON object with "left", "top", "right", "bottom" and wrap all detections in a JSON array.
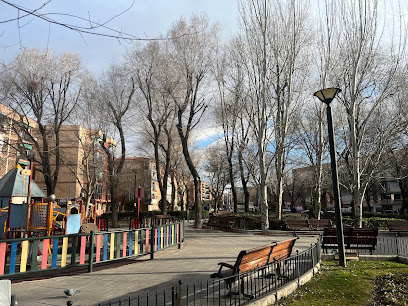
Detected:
[
  {"left": 322, "top": 227, "right": 378, "bottom": 255},
  {"left": 205, "top": 216, "right": 235, "bottom": 231},
  {"left": 348, "top": 228, "right": 378, "bottom": 254},
  {"left": 285, "top": 219, "right": 310, "bottom": 231},
  {"left": 213, "top": 211, "right": 230, "bottom": 216},
  {"left": 308, "top": 219, "right": 333, "bottom": 230},
  {"left": 387, "top": 220, "right": 408, "bottom": 236},
  {"left": 210, "top": 236, "right": 298, "bottom": 299}
]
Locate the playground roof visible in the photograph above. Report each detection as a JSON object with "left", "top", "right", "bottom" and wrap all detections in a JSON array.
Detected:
[{"left": 0, "top": 167, "right": 46, "bottom": 198}]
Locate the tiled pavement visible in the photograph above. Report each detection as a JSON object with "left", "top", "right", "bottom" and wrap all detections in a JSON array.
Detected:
[{"left": 11, "top": 223, "right": 319, "bottom": 306}]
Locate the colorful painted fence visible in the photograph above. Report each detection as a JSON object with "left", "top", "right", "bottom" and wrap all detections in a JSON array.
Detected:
[
  {"left": 129, "top": 217, "right": 174, "bottom": 230},
  {"left": 0, "top": 220, "right": 184, "bottom": 277}
]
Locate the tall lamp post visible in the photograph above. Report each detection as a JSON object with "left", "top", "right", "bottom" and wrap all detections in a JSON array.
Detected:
[{"left": 314, "top": 87, "right": 346, "bottom": 267}]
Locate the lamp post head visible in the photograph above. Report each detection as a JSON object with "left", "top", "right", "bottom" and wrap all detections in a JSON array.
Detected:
[{"left": 313, "top": 88, "right": 342, "bottom": 104}]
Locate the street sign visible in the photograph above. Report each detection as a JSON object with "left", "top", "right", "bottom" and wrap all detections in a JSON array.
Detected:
[{"left": 20, "top": 169, "right": 31, "bottom": 176}]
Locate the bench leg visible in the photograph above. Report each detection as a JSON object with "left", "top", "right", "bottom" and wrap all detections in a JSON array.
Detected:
[
  {"left": 240, "top": 278, "right": 254, "bottom": 300},
  {"left": 226, "top": 277, "right": 254, "bottom": 300}
]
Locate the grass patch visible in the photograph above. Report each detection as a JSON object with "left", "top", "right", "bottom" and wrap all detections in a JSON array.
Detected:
[{"left": 276, "top": 260, "right": 408, "bottom": 306}]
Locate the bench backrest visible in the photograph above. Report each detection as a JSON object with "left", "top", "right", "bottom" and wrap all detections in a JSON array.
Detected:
[
  {"left": 208, "top": 215, "right": 218, "bottom": 223},
  {"left": 349, "top": 228, "right": 378, "bottom": 246},
  {"left": 235, "top": 243, "right": 277, "bottom": 274},
  {"left": 309, "top": 219, "right": 332, "bottom": 229},
  {"left": 285, "top": 219, "right": 309, "bottom": 229},
  {"left": 322, "top": 227, "right": 353, "bottom": 244},
  {"left": 268, "top": 236, "right": 298, "bottom": 263},
  {"left": 323, "top": 227, "right": 378, "bottom": 247},
  {"left": 387, "top": 220, "right": 408, "bottom": 228},
  {"left": 217, "top": 216, "right": 235, "bottom": 226}
]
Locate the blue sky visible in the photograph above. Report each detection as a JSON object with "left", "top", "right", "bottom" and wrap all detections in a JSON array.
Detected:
[{"left": 0, "top": 0, "right": 239, "bottom": 73}]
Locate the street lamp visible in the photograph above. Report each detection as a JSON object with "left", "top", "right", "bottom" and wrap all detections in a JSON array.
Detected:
[{"left": 313, "top": 87, "right": 346, "bottom": 267}]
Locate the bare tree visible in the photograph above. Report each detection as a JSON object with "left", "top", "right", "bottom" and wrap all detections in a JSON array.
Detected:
[
  {"left": 238, "top": 0, "right": 272, "bottom": 234},
  {"left": 327, "top": 0, "right": 408, "bottom": 227},
  {"left": 204, "top": 144, "right": 229, "bottom": 212},
  {"left": 128, "top": 41, "right": 176, "bottom": 215},
  {"left": 296, "top": 101, "right": 329, "bottom": 219},
  {"left": 98, "top": 63, "right": 136, "bottom": 228},
  {"left": 213, "top": 44, "right": 239, "bottom": 212},
  {"left": 66, "top": 78, "right": 106, "bottom": 215},
  {"left": 0, "top": 48, "right": 84, "bottom": 196},
  {"left": 238, "top": 0, "right": 312, "bottom": 233},
  {"left": 166, "top": 14, "right": 219, "bottom": 228}
]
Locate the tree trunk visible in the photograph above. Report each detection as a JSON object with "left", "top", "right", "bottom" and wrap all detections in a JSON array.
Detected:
[
  {"left": 110, "top": 184, "right": 119, "bottom": 228},
  {"left": 227, "top": 153, "right": 238, "bottom": 212},
  {"left": 238, "top": 148, "right": 250, "bottom": 212},
  {"left": 171, "top": 173, "right": 176, "bottom": 211},
  {"left": 276, "top": 162, "right": 284, "bottom": 220},
  {"left": 178, "top": 124, "right": 202, "bottom": 228},
  {"left": 398, "top": 179, "right": 408, "bottom": 214}
]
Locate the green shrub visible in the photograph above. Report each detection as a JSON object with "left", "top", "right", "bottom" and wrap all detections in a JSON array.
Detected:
[
  {"left": 167, "top": 211, "right": 187, "bottom": 219},
  {"left": 233, "top": 213, "right": 262, "bottom": 230},
  {"left": 269, "top": 218, "right": 287, "bottom": 230},
  {"left": 342, "top": 216, "right": 404, "bottom": 229},
  {"left": 363, "top": 212, "right": 408, "bottom": 220},
  {"left": 186, "top": 210, "right": 209, "bottom": 220}
]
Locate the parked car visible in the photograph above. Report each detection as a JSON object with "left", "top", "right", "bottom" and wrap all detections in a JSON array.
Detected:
[
  {"left": 384, "top": 210, "right": 396, "bottom": 214},
  {"left": 302, "top": 210, "right": 310, "bottom": 214},
  {"left": 282, "top": 209, "right": 291, "bottom": 213}
]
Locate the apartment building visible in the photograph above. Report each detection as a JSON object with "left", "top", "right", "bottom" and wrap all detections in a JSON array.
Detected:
[
  {"left": 186, "top": 180, "right": 213, "bottom": 210},
  {"left": 117, "top": 157, "right": 182, "bottom": 212},
  {"left": 291, "top": 165, "right": 404, "bottom": 213},
  {"left": 33, "top": 125, "right": 109, "bottom": 207},
  {"left": 0, "top": 104, "right": 36, "bottom": 178}
]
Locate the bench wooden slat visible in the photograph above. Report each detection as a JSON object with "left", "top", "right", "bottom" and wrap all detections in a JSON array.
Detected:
[
  {"left": 236, "top": 243, "right": 276, "bottom": 274},
  {"left": 308, "top": 219, "right": 333, "bottom": 230},
  {"left": 285, "top": 219, "right": 310, "bottom": 230},
  {"left": 211, "top": 236, "right": 298, "bottom": 299},
  {"left": 387, "top": 220, "right": 408, "bottom": 235},
  {"left": 269, "top": 237, "right": 298, "bottom": 262},
  {"left": 322, "top": 227, "right": 378, "bottom": 254}
]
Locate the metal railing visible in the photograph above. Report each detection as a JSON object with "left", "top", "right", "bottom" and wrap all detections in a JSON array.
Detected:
[
  {"left": 0, "top": 220, "right": 184, "bottom": 277},
  {"left": 321, "top": 235, "right": 408, "bottom": 256},
  {"left": 99, "top": 235, "right": 408, "bottom": 305},
  {"left": 98, "top": 241, "right": 322, "bottom": 305}
]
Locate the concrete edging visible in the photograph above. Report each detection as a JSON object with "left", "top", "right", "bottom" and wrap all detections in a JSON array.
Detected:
[{"left": 246, "top": 262, "right": 321, "bottom": 306}]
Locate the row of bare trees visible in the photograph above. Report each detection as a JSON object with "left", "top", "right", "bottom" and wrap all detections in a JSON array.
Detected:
[
  {"left": 0, "top": 14, "right": 218, "bottom": 228},
  {"left": 204, "top": 0, "right": 408, "bottom": 233},
  {"left": 1, "top": 0, "right": 408, "bottom": 231}
]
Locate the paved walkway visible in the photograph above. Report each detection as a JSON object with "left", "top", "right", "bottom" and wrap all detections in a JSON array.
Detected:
[{"left": 12, "top": 224, "right": 319, "bottom": 306}]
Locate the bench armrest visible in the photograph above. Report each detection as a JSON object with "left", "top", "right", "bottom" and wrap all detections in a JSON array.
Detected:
[
  {"left": 218, "top": 262, "right": 234, "bottom": 269},
  {"left": 211, "top": 262, "right": 235, "bottom": 278}
]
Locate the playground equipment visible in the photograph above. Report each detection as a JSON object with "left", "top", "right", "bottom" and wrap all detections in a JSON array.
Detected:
[{"left": 0, "top": 161, "right": 100, "bottom": 239}]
